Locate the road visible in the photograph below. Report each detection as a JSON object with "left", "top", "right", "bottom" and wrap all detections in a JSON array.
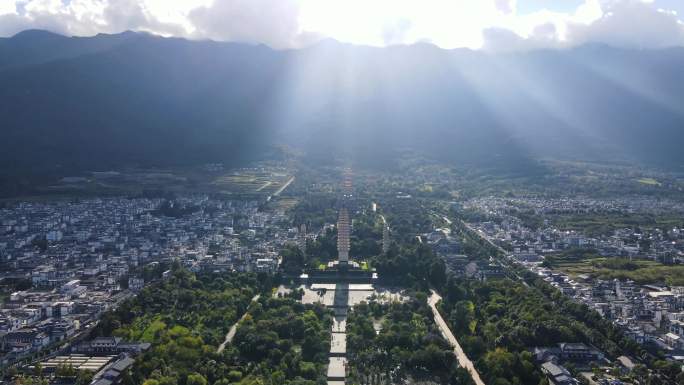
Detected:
[
  {"left": 449, "top": 214, "right": 530, "bottom": 286},
  {"left": 217, "top": 294, "right": 260, "bottom": 353},
  {"left": 459, "top": 220, "right": 506, "bottom": 255},
  {"left": 428, "top": 290, "right": 485, "bottom": 385},
  {"left": 256, "top": 181, "right": 271, "bottom": 191},
  {"left": 461, "top": 221, "right": 530, "bottom": 286},
  {"left": 273, "top": 176, "right": 295, "bottom": 196}
]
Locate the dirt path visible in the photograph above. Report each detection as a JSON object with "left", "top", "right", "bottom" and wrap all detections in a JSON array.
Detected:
[{"left": 217, "top": 294, "right": 260, "bottom": 353}]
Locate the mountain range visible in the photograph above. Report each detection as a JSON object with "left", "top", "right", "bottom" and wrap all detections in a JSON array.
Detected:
[{"left": 2, "top": 29, "right": 684, "bottom": 176}]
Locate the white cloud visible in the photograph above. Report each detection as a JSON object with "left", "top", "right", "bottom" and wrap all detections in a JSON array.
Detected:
[
  {"left": 102, "top": 0, "right": 186, "bottom": 36},
  {"left": 188, "top": 0, "right": 307, "bottom": 49},
  {"left": 568, "top": 0, "right": 684, "bottom": 48},
  {"left": 0, "top": 1, "right": 16, "bottom": 15},
  {"left": 0, "top": 0, "right": 682, "bottom": 51},
  {"left": 494, "top": 0, "right": 516, "bottom": 15},
  {"left": 298, "top": 0, "right": 510, "bottom": 48},
  {"left": 482, "top": 0, "right": 684, "bottom": 51},
  {"left": 0, "top": 13, "right": 27, "bottom": 36}
]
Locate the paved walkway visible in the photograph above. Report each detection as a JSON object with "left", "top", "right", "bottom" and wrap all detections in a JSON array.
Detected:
[
  {"left": 217, "top": 294, "right": 260, "bottom": 353},
  {"left": 428, "top": 290, "right": 485, "bottom": 385},
  {"left": 327, "top": 284, "right": 349, "bottom": 384}
]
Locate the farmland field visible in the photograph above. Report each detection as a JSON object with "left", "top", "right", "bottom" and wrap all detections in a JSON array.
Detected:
[
  {"left": 553, "top": 257, "right": 684, "bottom": 286},
  {"left": 213, "top": 169, "right": 292, "bottom": 197}
]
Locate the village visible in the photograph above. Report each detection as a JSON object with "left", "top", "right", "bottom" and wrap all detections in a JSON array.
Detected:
[
  {"left": 443, "top": 195, "right": 684, "bottom": 384},
  {"left": 0, "top": 195, "right": 307, "bottom": 374}
]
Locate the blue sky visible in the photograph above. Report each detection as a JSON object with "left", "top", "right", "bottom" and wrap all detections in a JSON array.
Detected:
[
  {"left": 518, "top": 0, "right": 684, "bottom": 15},
  {"left": 655, "top": 0, "right": 684, "bottom": 15},
  {"left": 517, "top": 0, "right": 586, "bottom": 14}
]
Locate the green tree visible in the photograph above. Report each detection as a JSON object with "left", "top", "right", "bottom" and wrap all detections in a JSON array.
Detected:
[
  {"left": 76, "top": 370, "right": 94, "bottom": 385},
  {"left": 449, "top": 300, "right": 475, "bottom": 335},
  {"left": 55, "top": 364, "right": 76, "bottom": 378},
  {"left": 281, "top": 245, "right": 305, "bottom": 274},
  {"left": 33, "top": 363, "right": 43, "bottom": 378},
  {"left": 186, "top": 373, "right": 207, "bottom": 385},
  {"left": 227, "top": 371, "right": 243, "bottom": 382}
]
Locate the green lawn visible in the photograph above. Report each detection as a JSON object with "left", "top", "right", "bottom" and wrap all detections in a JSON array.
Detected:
[
  {"left": 551, "top": 212, "right": 683, "bottom": 236},
  {"left": 555, "top": 257, "right": 684, "bottom": 285},
  {"left": 141, "top": 318, "right": 167, "bottom": 342},
  {"left": 636, "top": 178, "right": 661, "bottom": 186}
]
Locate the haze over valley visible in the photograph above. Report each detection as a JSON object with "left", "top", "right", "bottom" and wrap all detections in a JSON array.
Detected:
[{"left": 2, "top": 29, "right": 684, "bottom": 182}]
